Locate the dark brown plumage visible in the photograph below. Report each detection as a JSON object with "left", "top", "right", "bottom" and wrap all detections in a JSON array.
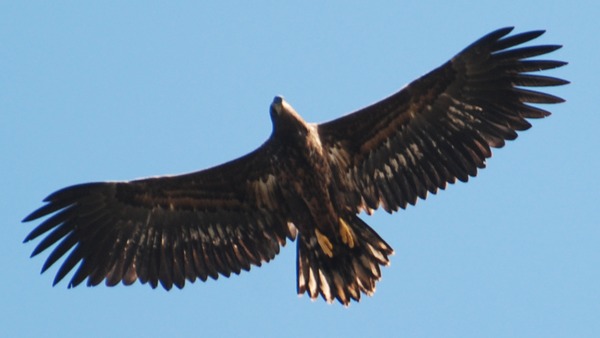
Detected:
[{"left": 23, "top": 27, "right": 567, "bottom": 305}]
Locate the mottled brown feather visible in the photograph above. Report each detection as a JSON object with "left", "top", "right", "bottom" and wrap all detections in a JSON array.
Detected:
[
  {"left": 23, "top": 27, "right": 566, "bottom": 306},
  {"left": 319, "top": 27, "right": 567, "bottom": 214},
  {"left": 24, "top": 142, "right": 297, "bottom": 289}
]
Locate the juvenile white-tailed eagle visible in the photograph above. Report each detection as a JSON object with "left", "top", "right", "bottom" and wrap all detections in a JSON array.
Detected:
[{"left": 23, "top": 27, "right": 567, "bottom": 305}]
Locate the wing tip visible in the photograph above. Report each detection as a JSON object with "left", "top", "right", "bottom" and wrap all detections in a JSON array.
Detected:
[{"left": 494, "top": 26, "right": 516, "bottom": 36}]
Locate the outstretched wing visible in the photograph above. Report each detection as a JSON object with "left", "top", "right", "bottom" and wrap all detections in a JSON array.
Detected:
[
  {"left": 318, "top": 27, "right": 568, "bottom": 213},
  {"left": 23, "top": 140, "right": 297, "bottom": 290}
]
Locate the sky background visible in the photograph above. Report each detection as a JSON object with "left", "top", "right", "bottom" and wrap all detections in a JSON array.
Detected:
[{"left": 2, "top": 2, "right": 598, "bottom": 337}]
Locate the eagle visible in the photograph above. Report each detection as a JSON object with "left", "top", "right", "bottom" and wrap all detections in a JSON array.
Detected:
[{"left": 23, "top": 27, "right": 567, "bottom": 306}]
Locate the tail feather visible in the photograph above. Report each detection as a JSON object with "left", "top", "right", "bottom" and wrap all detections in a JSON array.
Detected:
[{"left": 296, "top": 214, "right": 394, "bottom": 305}]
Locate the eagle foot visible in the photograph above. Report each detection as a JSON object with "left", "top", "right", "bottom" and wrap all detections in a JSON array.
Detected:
[
  {"left": 339, "top": 217, "right": 355, "bottom": 248},
  {"left": 315, "top": 229, "right": 333, "bottom": 257}
]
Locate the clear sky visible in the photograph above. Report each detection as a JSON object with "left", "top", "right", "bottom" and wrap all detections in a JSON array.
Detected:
[{"left": 2, "top": 2, "right": 597, "bottom": 338}]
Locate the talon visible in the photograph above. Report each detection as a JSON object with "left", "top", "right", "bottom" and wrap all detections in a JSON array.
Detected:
[
  {"left": 315, "top": 229, "right": 334, "bottom": 257},
  {"left": 339, "top": 218, "right": 355, "bottom": 248}
]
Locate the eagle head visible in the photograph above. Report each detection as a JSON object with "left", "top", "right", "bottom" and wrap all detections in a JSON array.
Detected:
[{"left": 270, "top": 96, "right": 309, "bottom": 139}]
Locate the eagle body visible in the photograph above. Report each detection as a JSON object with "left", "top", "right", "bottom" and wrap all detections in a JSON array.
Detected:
[
  {"left": 269, "top": 97, "right": 393, "bottom": 302},
  {"left": 23, "top": 27, "right": 567, "bottom": 305}
]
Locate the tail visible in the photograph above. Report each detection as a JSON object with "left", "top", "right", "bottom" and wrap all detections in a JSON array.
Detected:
[{"left": 296, "top": 214, "right": 394, "bottom": 305}]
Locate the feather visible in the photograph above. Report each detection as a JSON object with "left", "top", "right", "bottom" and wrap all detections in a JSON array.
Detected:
[{"left": 23, "top": 27, "right": 566, "bottom": 306}]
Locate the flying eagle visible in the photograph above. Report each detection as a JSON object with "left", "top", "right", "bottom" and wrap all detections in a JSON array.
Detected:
[{"left": 23, "top": 27, "right": 567, "bottom": 305}]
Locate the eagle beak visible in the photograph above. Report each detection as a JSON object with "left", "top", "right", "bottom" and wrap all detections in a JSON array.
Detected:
[{"left": 271, "top": 96, "right": 285, "bottom": 116}]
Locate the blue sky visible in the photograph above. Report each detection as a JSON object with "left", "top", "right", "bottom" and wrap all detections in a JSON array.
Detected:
[{"left": 2, "top": 2, "right": 598, "bottom": 337}]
